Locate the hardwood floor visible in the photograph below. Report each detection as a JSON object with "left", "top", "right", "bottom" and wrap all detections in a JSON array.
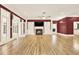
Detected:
[{"left": 0, "top": 34, "right": 79, "bottom": 55}]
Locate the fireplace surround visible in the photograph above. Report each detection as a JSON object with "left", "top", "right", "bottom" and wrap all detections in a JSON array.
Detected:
[{"left": 36, "top": 29, "right": 43, "bottom": 35}]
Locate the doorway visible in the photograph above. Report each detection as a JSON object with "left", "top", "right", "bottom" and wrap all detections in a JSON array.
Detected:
[{"left": 74, "top": 22, "right": 79, "bottom": 35}]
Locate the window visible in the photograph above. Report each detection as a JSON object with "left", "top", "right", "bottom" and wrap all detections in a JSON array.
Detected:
[
  {"left": 23, "top": 23, "right": 25, "bottom": 34},
  {"left": 77, "top": 23, "right": 79, "bottom": 29},
  {"left": 2, "top": 16, "right": 8, "bottom": 34},
  {"left": 21, "top": 23, "right": 22, "bottom": 35},
  {"left": 13, "top": 25, "right": 15, "bottom": 33},
  {"left": 16, "top": 24, "right": 18, "bottom": 33},
  {"left": 3, "top": 23, "right": 7, "bottom": 34},
  {"left": 12, "top": 23, "right": 18, "bottom": 33}
]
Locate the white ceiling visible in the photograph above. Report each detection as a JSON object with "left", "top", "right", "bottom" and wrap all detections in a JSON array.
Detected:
[{"left": 3, "top": 4, "right": 79, "bottom": 20}]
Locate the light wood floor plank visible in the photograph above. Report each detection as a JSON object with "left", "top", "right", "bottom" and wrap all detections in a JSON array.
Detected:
[{"left": 0, "top": 34, "right": 79, "bottom": 55}]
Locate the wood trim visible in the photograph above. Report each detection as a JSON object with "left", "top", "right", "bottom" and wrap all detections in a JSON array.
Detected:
[
  {"left": 43, "top": 24, "right": 44, "bottom": 34},
  {"left": 27, "top": 20, "right": 51, "bottom": 22},
  {"left": 50, "top": 21, "right": 51, "bottom": 30},
  {"left": 10, "top": 13, "right": 12, "bottom": 38},
  {"left": 0, "top": 7, "right": 1, "bottom": 42},
  {"left": 24, "top": 20, "right": 26, "bottom": 22},
  {"left": 27, "top": 22, "right": 28, "bottom": 31},
  {"left": 0, "top": 4, "right": 26, "bottom": 21},
  {"left": 52, "top": 21, "right": 58, "bottom": 24}
]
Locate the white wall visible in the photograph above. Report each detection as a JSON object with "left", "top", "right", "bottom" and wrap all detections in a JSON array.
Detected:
[
  {"left": 21, "top": 21, "right": 26, "bottom": 37},
  {"left": 1, "top": 8, "right": 10, "bottom": 44},
  {"left": 74, "top": 22, "right": 79, "bottom": 35},
  {"left": 25, "top": 21, "right": 27, "bottom": 35},
  {"left": 27, "top": 22, "right": 34, "bottom": 35},
  {"left": 44, "top": 22, "right": 51, "bottom": 34},
  {"left": 27, "top": 22, "right": 51, "bottom": 35},
  {"left": 18, "top": 19, "right": 21, "bottom": 37},
  {"left": 20, "top": 20, "right": 23, "bottom": 37},
  {"left": 12, "top": 16, "right": 26, "bottom": 38},
  {"left": 12, "top": 15, "right": 19, "bottom": 39},
  {"left": 51, "top": 23, "right": 57, "bottom": 34}
]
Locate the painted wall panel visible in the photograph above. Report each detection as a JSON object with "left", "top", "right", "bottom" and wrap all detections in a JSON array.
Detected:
[
  {"left": 21, "top": 20, "right": 26, "bottom": 37},
  {"left": 18, "top": 19, "right": 25, "bottom": 37},
  {"left": 44, "top": 22, "right": 51, "bottom": 34},
  {"left": 52, "top": 24, "right": 57, "bottom": 34},
  {"left": 25, "top": 21, "right": 27, "bottom": 35},
  {"left": 20, "top": 20, "right": 23, "bottom": 37},
  {"left": 27, "top": 22, "right": 34, "bottom": 35},
  {"left": 23, "top": 21, "right": 27, "bottom": 36},
  {"left": 18, "top": 19, "right": 22, "bottom": 37}
]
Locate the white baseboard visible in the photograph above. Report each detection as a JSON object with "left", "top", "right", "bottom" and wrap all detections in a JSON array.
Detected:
[
  {"left": 0, "top": 39, "right": 16, "bottom": 46},
  {"left": 57, "top": 33, "right": 74, "bottom": 36}
]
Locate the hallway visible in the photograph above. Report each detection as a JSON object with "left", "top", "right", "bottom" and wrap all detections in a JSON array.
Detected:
[{"left": 0, "top": 34, "right": 79, "bottom": 55}]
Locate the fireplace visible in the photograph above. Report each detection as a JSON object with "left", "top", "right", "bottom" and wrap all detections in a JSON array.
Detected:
[{"left": 36, "top": 29, "right": 43, "bottom": 35}]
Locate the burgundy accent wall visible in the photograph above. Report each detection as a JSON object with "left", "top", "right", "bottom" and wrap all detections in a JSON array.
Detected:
[
  {"left": 66, "top": 21, "right": 73, "bottom": 34},
  {"left": 57, "top": 21, "right": 68, "bottom": 34},
  {"left": 57, "top": 17, "right": 79, "bottom": 34}
]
